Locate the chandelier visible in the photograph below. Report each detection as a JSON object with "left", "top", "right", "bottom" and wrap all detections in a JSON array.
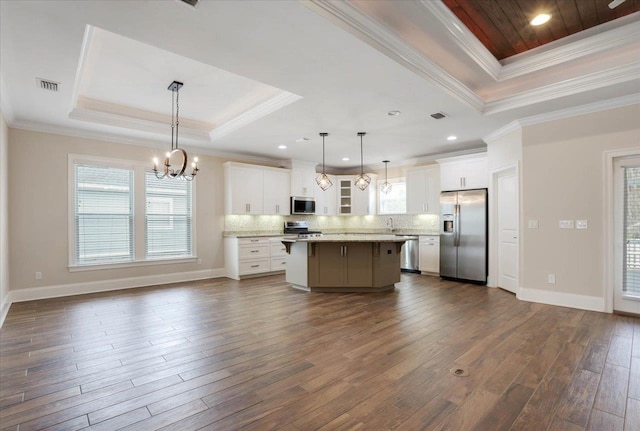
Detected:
[
  {"left": 316, "top": 132, "right": 333, "bottom": 191},
  {"left": 354, "top": 132, "right": 371, "bottom": 190},
  {"left": 152, "top": 81, "right": 199, "bottom": 181}
]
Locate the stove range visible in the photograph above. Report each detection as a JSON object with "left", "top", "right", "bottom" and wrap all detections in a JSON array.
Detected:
[{"left": 284, "top": 221, "right": 323, "bottom": 238}]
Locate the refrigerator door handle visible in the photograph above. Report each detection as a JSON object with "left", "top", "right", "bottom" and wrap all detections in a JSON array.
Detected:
[{"left": 454, "top": 204, "right": 461, "bottom": 247}]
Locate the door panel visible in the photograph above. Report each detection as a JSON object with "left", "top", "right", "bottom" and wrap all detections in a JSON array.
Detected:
[
  {"left": 439, "top": 192, "right": 457, "bottom": 278},
  {"left": 498, "top": 172, "right": 518, "bottom": 293},
  {"left": 457, "top": 189, "right": 487, "bottom": 282},
  {"left": 344, "top": 243, "right": 373, "bottom": 286},
  {"left": 315, "top": 243, "right": 344, "bottom": 287}
]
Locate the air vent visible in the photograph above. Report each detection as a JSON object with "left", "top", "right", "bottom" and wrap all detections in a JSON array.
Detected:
[
  {"left": 37, "top": 78, "right": 59, "bottom": 92},
  {"left": 430, "top": 112, "right": 447, "bottom": 120},
  {"left": 179, "top": 0, "right": 199, "bottom": 7}
]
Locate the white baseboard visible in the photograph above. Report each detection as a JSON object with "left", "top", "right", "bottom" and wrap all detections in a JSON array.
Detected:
[
  {"left": 0, "top": 268, "right": 226, "bottom": 327},
  {"left": 0, "top": 293, "right": 11, "bottom": 328},
  {"left": 517, "top": 286, "right": 606, "bottom": 312}
]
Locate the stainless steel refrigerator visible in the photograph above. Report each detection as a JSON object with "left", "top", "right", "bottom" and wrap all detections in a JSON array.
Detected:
[{"left": 440, "top": 189, "right": 488, "bottom": 284}]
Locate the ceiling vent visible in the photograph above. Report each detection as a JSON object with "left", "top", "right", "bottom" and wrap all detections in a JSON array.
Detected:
[
  {"left": 179, "top": 0, "right": 199, "bottom": 7},
  {"left": 430, "top": 112, "right": 447, "bottom": 120},
  {"left": 37, "top": 78, "right": 59, "bottom": 92}
]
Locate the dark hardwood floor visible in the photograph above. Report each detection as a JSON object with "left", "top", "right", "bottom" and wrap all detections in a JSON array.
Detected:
[{"left": 0, "top": 274, "right": 638, "bottom": 430}]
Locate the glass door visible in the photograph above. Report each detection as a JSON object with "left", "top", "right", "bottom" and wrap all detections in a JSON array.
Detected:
[{"left": 614, "top": 157, "right": 640, "bottom": 314}]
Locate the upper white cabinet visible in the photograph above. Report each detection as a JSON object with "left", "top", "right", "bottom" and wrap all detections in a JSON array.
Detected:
[
  {"left": 263, "top": 169, "right": 290, "bottom": 215},
  {"left": 437, "top": 154, "right": 488, "bottom": 191},
  {"left": 314, "top": 174, "right": 337, "bottom": 215},
  {"left": 224, "top": 162, "right": 290, "bottom": 215},
  {"left": 336, "top": 174, "right": 377, "bottom": 215},
  {"left": 290, "top": 160, "right": 317, "bottom": 197},
  {"left": 406, "top": 165, "right": 440, "bottom": 214}
]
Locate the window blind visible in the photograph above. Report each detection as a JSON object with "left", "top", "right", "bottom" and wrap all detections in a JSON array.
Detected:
[
  {"left": 623, "top": 166, "right": 640, "bottom": 297},
  {"left": 379, "top": 179, "right": 407, "bottom": 214},
  {"left": 75, "top": 164, "right": 134, "bottom": 264},
  {"left": 145, "top": 172, "right": 192, "bottom": 259}
]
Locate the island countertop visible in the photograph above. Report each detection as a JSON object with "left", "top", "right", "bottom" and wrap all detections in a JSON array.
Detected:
[{"left": 282, "top": 234, "right": 414, "bottom": 243}]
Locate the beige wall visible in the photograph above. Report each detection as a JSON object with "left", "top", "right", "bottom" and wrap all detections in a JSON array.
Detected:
[
  {"left": 521, "top": 104, "right": 640, "bottom": 300},
  {"left": 8, "top": 129, "right": 226, "bottom": 292},
  {"left": 0, "top": 112, "right": 8, "bottom": 318}
]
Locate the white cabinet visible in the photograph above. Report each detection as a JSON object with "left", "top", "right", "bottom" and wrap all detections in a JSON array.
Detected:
[
  {"left": 225, "top": 164, "right": 264, "bottom": 214},
  {"left": 290, "top": 160, "right": 317, "bottom": 197},
  {"left": 406, "top": 166, "right": 440, "bottom": 214},
  {"left": 314, "top": 174, "right": 337, "bottom": 215},
  {"left": 225, "top": 236, "right": 289, "bottom": 280},
  {"left": 419, "top": 235, "right": 439, "bottom": 274},
  {"left": 263, "top": 170, "right": 290, "bottom": 215},
  {"left": 224, "top": 162, "right": 290, "bottom": 215},
  {"left": 336, "top": 175, "right": 377, "bottom": 215},
  {"left": 437, "top": 154, "right": 488, "bottom": 191}
]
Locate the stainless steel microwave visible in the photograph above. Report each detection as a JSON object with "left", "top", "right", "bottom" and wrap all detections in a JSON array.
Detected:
[{"left": 290, "top": 196, "right": 315, "bottom": 215}]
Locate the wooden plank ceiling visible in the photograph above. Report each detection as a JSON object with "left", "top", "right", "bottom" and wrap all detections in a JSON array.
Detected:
[{"left": 442, "top": 0, "right": 640, "bottom": 60}]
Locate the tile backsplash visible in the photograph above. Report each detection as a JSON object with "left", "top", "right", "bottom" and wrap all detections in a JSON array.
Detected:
[{"left": 224, "top": 213, "right": 439, "bottom": 233}]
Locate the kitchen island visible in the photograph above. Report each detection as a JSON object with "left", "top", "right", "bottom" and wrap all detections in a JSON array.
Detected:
[{"left": 282, "top": 235, "right": 410, "bottom": 292}]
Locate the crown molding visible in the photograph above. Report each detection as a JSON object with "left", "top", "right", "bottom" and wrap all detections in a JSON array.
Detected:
[
  {"left": 484, "top": 62, "right": 640, "bottom": 115},
  {"left": 418, "top": 0, "right": 501, "bottom": 80},
  {"left": 499, "top": 16, "right": 640, "bottom": 80},
  {"left": 9, "top": 119, "right": 287, "bottom": 165},
  {"left": 303, "top": 0, "right": 484, "bottom": 112},
  {"left": 0, "top": 73, "right": 15, "bottom": 124},
  {"left": 483, "top": 93, "right": 640, "bottom": 143},
  {"left": 69, "top": 107, "right": 211, "bottom": 142},
  {"left": 209, "top": 91, "right": 302, "bottom": 141},
  {"left": 70, "top": 24, "right": 94, "bottom": 115}
]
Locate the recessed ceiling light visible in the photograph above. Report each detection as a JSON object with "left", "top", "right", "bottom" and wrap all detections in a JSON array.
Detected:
[
  {"left": 447, "top": 135, "right": 457, "bottom": 141},
  {"left": 387, "top": 110, "right": 401, "bottom": 116},
  {"left": 295, "top": 137, "right": 309, "bottom": 143},
  {"left": 278, "top": 145, "right": 287, "bottom": 149},
  {"left": 342, "top": 157, "right": 350, "bottom": 161},
  {"left": 530, "top": 13, "right": 551, "bottom": 26}
]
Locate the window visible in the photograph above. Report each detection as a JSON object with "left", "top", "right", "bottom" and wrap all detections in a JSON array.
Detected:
[
  {"left": 70, "top": 155, "right": 195, "bottom": 269},
  {"left": 145, "top": 172, "right": 192, "bottom": 259},
  {"left": 378, "top": 178, "right": 406, "bottom": 214},
  {"left": 75, "top": 164, "right": 134, "bottom": 264}
]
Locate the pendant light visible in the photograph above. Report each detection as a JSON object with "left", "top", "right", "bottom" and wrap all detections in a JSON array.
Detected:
[
  {"left": 152, "top": 81, "right": 199, "bottom": 181},
  {"left": 315, "top": 132, "right": 333, "bottom": 191},
  {"left": 354, "top": 132, "right": 371, "bottom": 190},
  {"left": 381, "top": 160, "right": 392, "bottom": 194}
]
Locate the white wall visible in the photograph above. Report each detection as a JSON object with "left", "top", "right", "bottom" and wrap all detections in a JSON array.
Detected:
[
  {"left": 0, "top": 111, "right": 9, "bottom": 324},
  {"left": 7, "top": 128, "right": 226, "bottom": 302},
  {"left": 520, "top": 103, "right": 640, "bottom": 311}
]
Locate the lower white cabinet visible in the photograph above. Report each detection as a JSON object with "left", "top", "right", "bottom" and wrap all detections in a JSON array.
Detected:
[
  {"left": 419, "top": 235, "right": 440, "bottom": 274},
  {"left": 225, "top": 236, "right": 289, "bottom": 280}
]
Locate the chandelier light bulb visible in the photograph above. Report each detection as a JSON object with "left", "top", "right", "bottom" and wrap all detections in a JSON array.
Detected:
[
  {"left": 165, "top": 152, "right": 171, "bottom": 158},
  {"left": 354, "top": 173, "right": 371, "bottom": 191},
  {"left": 194, "top": 156, "right": 198, "bottom": 163},
  {"left": 316, "top": 173, "right": 333, "bottom": 191}
]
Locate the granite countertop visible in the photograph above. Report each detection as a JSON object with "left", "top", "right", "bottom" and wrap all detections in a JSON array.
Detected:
[
  {"left": 282, "top": 234, "right": 413, "bottom": 243},
  {"left": 224, "top": 230, "right": 439, "bottom": 238}
]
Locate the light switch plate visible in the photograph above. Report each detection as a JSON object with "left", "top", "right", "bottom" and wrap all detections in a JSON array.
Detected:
[
  {"left": 559, "top": 220, "right": 574, "bottom": 229},
  {"left": 528, "top": 220, "right": 539, "bottom": 229},
  {"left": 548, "top": 273, "right": 556, "bottom": 284},
  {"left": 576, "top": 220, "right": 588, "bottom": 229}
]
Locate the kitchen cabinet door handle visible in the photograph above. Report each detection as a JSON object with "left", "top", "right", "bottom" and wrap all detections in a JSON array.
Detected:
[
  {"left": 276, "top": 204, "right": 279, "bottom": 213},
  {"left": 250, "top": 239, "right": 259, "bottom": 242},
  {"left": 250, "top": 250, "right": 259, "bottom": 253},
  {"left": 251, "top": 264, "right": 259, "bottom": 268},
  {"left": 344, "top": 246, "right": 347, "bottom": 256}
]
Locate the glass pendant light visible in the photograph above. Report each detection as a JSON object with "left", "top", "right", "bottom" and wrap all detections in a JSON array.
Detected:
[
  {"left": 381, "top": 160, "right": 392, "bottom": 194},
  {"left": 315, "top": 132, "right": 333, "bottom": 191},
  {"left": 354, "top": 132, "right": 371, "bottom": 190}
]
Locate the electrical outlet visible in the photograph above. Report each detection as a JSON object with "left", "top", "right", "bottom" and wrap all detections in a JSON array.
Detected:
[
  {"left": 548, "top": 273, "right": 556, "bottom": 284},
  {"left": 528, "top": 220, "right": 539, "bottom": 229},
  {"left": 576, "top": 220, "right": 588, "bottom": 229},
  {"left": 197, "top": 258, "right": 202, "bottom": 265},
  {"left": 35, "top": 272, "right": 42, "bottom": 280}
]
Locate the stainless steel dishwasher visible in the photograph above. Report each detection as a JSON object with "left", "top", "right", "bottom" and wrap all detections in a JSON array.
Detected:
[{"left": 397, "top": 235, "right": 419, "bottom": 273}]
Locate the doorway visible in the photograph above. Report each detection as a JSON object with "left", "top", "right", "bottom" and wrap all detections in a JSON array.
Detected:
[
  {"left": 496, "top": 167, "right": 519, "bottom": 293},
  {"left": 613, "top": 156, "right": 640, "bottom": 315}
]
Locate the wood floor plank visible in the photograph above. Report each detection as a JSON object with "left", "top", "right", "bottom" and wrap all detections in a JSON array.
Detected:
[
  {"left": 630, "top": 356, "right": 640, "bottom": 401},
  {"left": 0, "top": 274, "right": 638, "bottom": 430},
  {"left": 624, "top": 397, "right": 640, "bottom": 431},
  {"left": 586, "top": 409, "right": 624, "bottom": 431}
]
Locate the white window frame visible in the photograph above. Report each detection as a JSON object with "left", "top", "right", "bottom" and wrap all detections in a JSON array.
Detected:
[
  {"left": 377, "top": 177, "right": 407, "bottom": 215},
  {"left": 68, "top": 154, "right": 197, "bottom": 271}
]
